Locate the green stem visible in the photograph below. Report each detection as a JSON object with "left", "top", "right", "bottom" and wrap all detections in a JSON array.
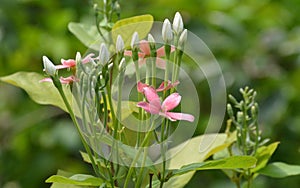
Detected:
[
  {"left": 124, "top": 120, "right": 155, "bottom": 187},
  {"left": 52, "top": 77, "right": 109, "bottom": 183}
]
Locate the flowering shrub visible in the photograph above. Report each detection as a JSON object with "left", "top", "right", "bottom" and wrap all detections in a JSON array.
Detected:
[{"left": 1, "top": 1, "right": 300, "bottom": 188}]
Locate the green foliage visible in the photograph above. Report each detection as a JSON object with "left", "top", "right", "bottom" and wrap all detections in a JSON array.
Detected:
[
  {"left": 111, "top": 14, "right": 154, "bottom": 47},
  {"left": 172, "top": 156, "right": 256, "bottom": 176},
  {"left": 0, "top": 72, "right": 72, "bottom": 112},
  {"left": 46, "top": 174, "right": 106, "bottom": 186},
  {"left": 258, "top": 162, "right": 300, "bottom": 178}
]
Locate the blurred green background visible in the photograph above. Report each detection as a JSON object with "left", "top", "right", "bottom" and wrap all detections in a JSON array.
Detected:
[{"left": 0, "top": 0, "right": 299, "bottom": 187}]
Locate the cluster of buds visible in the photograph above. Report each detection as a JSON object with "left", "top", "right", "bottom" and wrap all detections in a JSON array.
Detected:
[
  {"left": 227, "top": 87, "right": 268, "bottom": 156},
  {"left": 162, "top": 12, "right": 188, "bottom": 50}
]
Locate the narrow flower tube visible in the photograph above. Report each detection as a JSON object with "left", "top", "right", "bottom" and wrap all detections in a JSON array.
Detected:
[
  {"left": 162, "top": 19, "right": 173, "bottom": 44},
  {"left": 116, "top": 35, "right": 125, "bottom": 53},
  {"left": 178, "top": 29, "right": 188, "bottom": 50},
  {"left": 43, "top": 56, "right": 57, "bottom": 76},
  {"left": 131, "top": 32, "right": 139, "bottom": 51},
  {"left": 172, "top": 12, "right": 184, "bottom": 35},
  {"left": 99, "top": 43, "right": 110, "bottom": 65}
]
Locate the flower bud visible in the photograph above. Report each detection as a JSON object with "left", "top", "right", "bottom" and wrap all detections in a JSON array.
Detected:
[
  {"left": 178, "top": 29, "right": 187, "bottom": 49},
  {"left": 131, "top": 32, "right": 139, "bottom": 50},
  {"left": 237, "top": 111, "right": 244, "bottom": 124},
  {"left": 147, "top": 33, "right": 156, "bottom": 49},
  {"left": 75, "top": 52, "right": 82, "bottom": 66},
  {"left": 227, "top": 104, "right": 234, "bottom": 118},
  {"left": 116, "top": 35, "right": 124, "bottom": 53},
  {"left": 118, "top": 57, "right": 126, "bottom": 71},
  {"left": 42, "top": 56, "right": 57, "bottom": 76},
  {"left": 162, "top": 19, "right": 173, "bottom": 43},
  {"left": 99, "top": 43, "right": 110, "bottom": 65},
  {"left": 173, "top": 12, "right": 184, "bottom": 35}
]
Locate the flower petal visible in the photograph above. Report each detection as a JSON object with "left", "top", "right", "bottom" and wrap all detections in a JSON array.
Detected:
[
  {"left": 82, "top": 53, "right": 95, "bottom": 64},
  {"left": 155, "top": 58, "right": 166, "bottom": 69},
  {"left": 165, "top": 112, "right": 195, "bottom": 122},
  {"left": 143, "top": 86, "right": 160, "bottom": 103},
  {"left": 39, "top": 78, "right": 53, "bottom": 83},
  {"left": 156, "top": 45, "right": 176, "bottom": 57},
  {"left": 59, "top": 76, "right": 78, "bottom": 84},
  {"left": 156, "top": 80, "right": 180, "bottom": 92},
  {"left": 124, "top": 50, "right": 133, "bottom": 56},
  {"left": 139, "top": 40, "right": 151, "bottom": 55},
  {"left": 137, "top": 101, "right": 160, "bottom": 114},
  {"left": 161, "top": 93, "right": 181, "bottom": 112},
  {"left": 137, "top": 81, "right": 149, "bottom": 93}
]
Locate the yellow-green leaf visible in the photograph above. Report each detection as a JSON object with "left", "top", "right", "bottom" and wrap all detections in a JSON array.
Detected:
[
  {"left": 112, "top": 14, "right": 154, "bottom": 48},
  {"left": 258, "top": 162, "right": 300, "bottom": 178}
]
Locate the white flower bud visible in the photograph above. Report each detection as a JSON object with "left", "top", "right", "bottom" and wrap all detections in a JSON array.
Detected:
[
  {"left": 99, "top": 43, "right": 110, "bottom": 65},
  {"left": 116, "top": 35, "right": 124, "bottom": 53},
  {"left": 118, "top": 57, "right": 126, "bottom": 71},
  {"left": 75, "top": 52, "right": 81, "bottom": 66},
  {"left": 148, "top": 34, "right": 156, "bottom": 49},
  {"left": 131, "top": 32, "right": 139, "bottom": 50},
  {"left": 42, "top": 56, "right": 56, "bottom": 76},
  {"left": 173, "top": 12, "right": 184, "bottom": 35},
  {"left": 162, "top": 19, "right": 173, "bottom": 43},
  {"left": 108, "top": 62, "right": 114, "bottom": 70},
  {"left": 178, "top": 29, "right": 187, "bottom": 49}
]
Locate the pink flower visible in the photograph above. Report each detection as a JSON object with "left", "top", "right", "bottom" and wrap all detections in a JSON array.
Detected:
[
  {"left": 124, "top": 40, "right": 175, "bottom": 69},
  {"left": 137, "top": 80, "right": 180, "bottom": 93},
  {"left": 55, "top": 53, "right": 95, "bottom": 69},
  {"left": 137, "top": 86, "right": 194, "bottom": 122},
  {"left": 39, "top": 76, "right": 78, "bottom": 84}
]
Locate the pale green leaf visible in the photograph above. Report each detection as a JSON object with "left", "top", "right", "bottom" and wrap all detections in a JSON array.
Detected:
[
  {"left": 162, "top": 133, "right": 236, "bottom": 188},
  {"left": 258, "top": 162, "right": 300, "bottom": 178},
  {"left": 68, "top": 22, "right": 108, "bottom": 51},
  {"left": 46, "top": 174, "right": 106, "bottom": 186},
  {"left": 112, "top": 15, "right": 154, "bottom": 47},
  {"left": 50, "top": 170, "right": 92, "bottom": 188},
  {"left": 251, "top": 142, "right": 279, "bottom": 173},
  {"left": 0, "top": 72, "right": 72, "bottom": 112},
  {"left": 172, "top": 156, "right": 257, "bottom": 176}
]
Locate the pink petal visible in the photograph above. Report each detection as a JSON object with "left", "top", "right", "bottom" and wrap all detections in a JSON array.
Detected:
[
  {"left": 165, "top": 112, "right": 195, "bottom": 122},
  {"left": 137, "top": 81, "right": 149, "bottom": 93},
  {"left": 61, "top": 59, "right": 76, "bottom": 67},
  {"left": 82, "top": 53, "right": 95, "bottom": 64},
  {"left": 138, "top": 58, "right": 147, "bottom": 67},
  {"left": 156, "top": 45, "right": 176, "bottom": 57},
  {"left": 143, "top": 87, "right": 160, "bottom": 104},
  {"left": 161, "top": 93, "right": 181, "bottom": 112},
  {"left": 39, "top": 78, "right": 53, "bottom": 83},
  {"left": 59, "top": 76, "right": 78, "bottom": 84},
  {"left": 155, "top": 58, "right": 166, "bottom": 69},
  {"left": 139, "top": 40, "right": 151, "bottom": 55},
  {"left": 156, "top": 80, "right": 180, "bottom": 92},
  {"left": 137, "top": 101, "right": 160, "bottom": 114},
  {"left": 55, "top": 65, "right": 72, "bottom": 69},
  {"left": 124, "top": 50, "right": 133, "bottom": 56}
]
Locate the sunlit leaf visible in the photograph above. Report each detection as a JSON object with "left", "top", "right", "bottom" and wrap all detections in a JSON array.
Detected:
[
  {"left": 162, "top": 133, "right": 236, "bottom": 188},
  {"left": 46, "top": 173, "right": 106, "bottom": 186},
  {"left": 251, "top": 142, "right": 279, "bottom": 173},
  {"left": 258, "top": 162, "right": 300, "bottom": 178},
  {"left": 0, "top": 72, "right": 72, "bottom": 112},
  {"left": 112, "top": 15, "right": 154, "bottom": 48},
  {"left": 172, "top": 156, "right": 256, "bottom": 176}
]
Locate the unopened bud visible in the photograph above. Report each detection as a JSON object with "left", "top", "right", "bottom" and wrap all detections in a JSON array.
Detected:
[
  {"left": 118, "top": 58, "right": 126, "bottom": 71},
  {"left": 173, "top": 12, "right": 184, "bottom": 35},
  {"left": 178, "top": 29, "right": 187, "bottom": 49},
  {"left": 237, "top": 111, "right": 244, "bottom": 124},
  {"left": 228, "top": 94, "right": 239, "bottom": 105},
  {"left": 131, "top": 32, "right": 139, "bottom": 50},
  {"left": 162, "top": 19, "right": 173, "bottom": 43},
  {"left": 227, "top": 104, "right": 234, "bottom": 118},
  {"left": 148, "top": 33, "right": 156, "bottom": 49},
  {"left": 116, "top": 35, "right": 124, "bottom": 53},
  {"left": 99, "top": 43, "right": 110, "bottom": 65},
  {"left": 43, "top": 56, "right": 57, "bottom": 76}
]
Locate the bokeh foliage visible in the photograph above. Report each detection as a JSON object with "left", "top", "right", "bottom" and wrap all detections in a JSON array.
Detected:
[{"left": 0, "top": 0, "right": 299, "bottom": 187}]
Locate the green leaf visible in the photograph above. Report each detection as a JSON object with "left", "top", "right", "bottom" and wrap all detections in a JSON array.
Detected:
[
  {"left": 0, "top": 72, "right": 72, "bottom": 112},
  {"left": 258, "top": 162, "right": 300, "bottom": 178},
  {"left": 251, "top": 142, "right": 279, "bottom": 173},
  {"left": 162, "top": 133, "right": 236, "bottom": 188},
  {"left": 68, "top": 22, "right": 108, "bottom": 51},
  {"left": 112, "top": 15, "right": 154, "bottom": 48},
  {"left": 46, "top": 174, "right": 106, "bottom": 186},
  {"left": 172, "top": 156, "right": 257, "bottom": 176}
]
